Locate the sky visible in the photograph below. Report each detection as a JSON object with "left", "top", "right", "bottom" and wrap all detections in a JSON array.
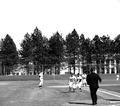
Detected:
[{"left": 0, "top": 0, "right": 120, "bottom": 50}]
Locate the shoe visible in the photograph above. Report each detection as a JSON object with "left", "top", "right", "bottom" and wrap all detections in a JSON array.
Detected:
[
  {"left": 79, "top": 88, "right": 82, "bottom": 92},
  {"left": 80, "top": 89, "right": 82, "bottom": 92},
  {"left": 92, "top": 102, "right": 97, "bottom": 105}
]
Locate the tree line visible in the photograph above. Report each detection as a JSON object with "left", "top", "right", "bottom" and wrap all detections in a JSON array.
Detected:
[{"left": 0, "top": 27, "right": 120, "bottom": 75}]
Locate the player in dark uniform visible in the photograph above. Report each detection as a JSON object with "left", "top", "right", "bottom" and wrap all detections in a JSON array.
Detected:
[{"left": 86, "top": 68, "right": 102, "bottom": 105}]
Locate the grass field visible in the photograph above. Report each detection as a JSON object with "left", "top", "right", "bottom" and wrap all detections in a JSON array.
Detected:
[
  {"left": 0, "top": 80, "right": 91, "bottom": 106},
  {"left": 0, "top": 74, "right": 119, "bottom": 106}
]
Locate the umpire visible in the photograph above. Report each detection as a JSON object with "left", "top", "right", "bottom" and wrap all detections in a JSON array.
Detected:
[{"left": 86, "top": 68, "right": 102, "bottom": 105}]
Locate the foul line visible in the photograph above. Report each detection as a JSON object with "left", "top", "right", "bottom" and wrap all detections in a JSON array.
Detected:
[
  {"left": 98, "top": 89, "right": 120, "bottom": 98},
  {"left": 48, "top": 85, "right": 68, "bottom": 88}
]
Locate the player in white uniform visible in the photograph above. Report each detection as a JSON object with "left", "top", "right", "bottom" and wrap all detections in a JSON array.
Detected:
[
  {"left": 68, "top": 73, "right": 77, "bottom": 92},
  {"left": 116, "top": 74, "right": 119, "bottom": 80},
  {"left": 82, "top": 73, "right": 87, "bottom": 87},
  {"left": 68, "top": 73, "right": 74, "bottom": 92},
  {"left": 72, "top": 74, "right": 77, "bottom": 92},
  {"left": 38, "top": 72, "right": 43, "bottom": 88},
  {"left": 76, "top": 73, "right": 82, "bottom": 91}
]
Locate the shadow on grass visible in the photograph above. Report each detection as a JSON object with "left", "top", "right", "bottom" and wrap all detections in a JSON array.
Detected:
[
  {"left": 60, "top": 91, "right": 72, "bottom": 93},
  {"left": 68, "top": 101, "right": 92, "bottom": 105},
  {"left": 105, "top": 99, "right": 120, "bottom": 101},
  {"left": 60, "top": 90, "right": 78, "bottom": 93}
]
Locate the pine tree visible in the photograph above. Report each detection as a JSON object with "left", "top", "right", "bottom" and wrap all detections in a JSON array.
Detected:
[
  {"left": 1, "top": 34, "right": 18, "bottom": 75},
  {"left": 49, "top": 32, "right": 64, "bottom": 74},
  {"left": 19, "top": 33, "right": 32, "bottom": 74},
  {"left": 31, "top": 27, "right": 44, "bottom": 73},
  {"left": 92, "top": 35, "right": 102, "bottom": 73},
  {"left": 66, "top": 29, "right": 79, "bottom": 74}
]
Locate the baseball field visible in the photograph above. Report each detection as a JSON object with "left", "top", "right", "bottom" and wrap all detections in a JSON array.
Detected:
[{"left": 0, "top": 74, "right": 119, "bottom": 106}]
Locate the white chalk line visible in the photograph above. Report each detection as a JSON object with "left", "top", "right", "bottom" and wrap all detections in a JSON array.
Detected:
[
  {"left": 48, "top": 85, "right": 68, "bottom": 88},
  {"left": 98, "top": 89, "right": 120, "bottom": 98}
]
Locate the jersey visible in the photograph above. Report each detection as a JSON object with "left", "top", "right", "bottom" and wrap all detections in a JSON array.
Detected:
[
  {"left": 69, "top": 76, "right": 73, "bottom": 82},
  {"left": 77, "top": 75, "right": 82, "bottom": 83},
  {"left": 82, "top": 74, "right": 87, "bottom": 86},
  {"left": 76, "top": 75, "right": 83, "bottom": 88},
  {"left": 72, "top": 75, "right": 77, "bottom": 89},
  {"left": 39, "top": 72, "right": 43, "bottom": 79},
  {"left": 82, "top": 74, "right": 87, "bottom": 79},
  {"left": 69, "top": 75, "right": 76, "bottom": 88},
  {"left": 38, "top": 72, "right": 43, "bottom": 87}
]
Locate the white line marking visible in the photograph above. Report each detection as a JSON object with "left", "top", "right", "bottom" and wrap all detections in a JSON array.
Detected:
[
  {"left": 98, "top": 90, "right": 120, "bottom": 98},
  {"left": 48, "top": 85, "right": 68, "bottom": 88}
]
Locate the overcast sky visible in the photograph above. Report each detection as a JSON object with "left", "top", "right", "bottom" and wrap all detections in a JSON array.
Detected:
[{"left": 0, "top": 0, "right": 120, "bottom": 49}]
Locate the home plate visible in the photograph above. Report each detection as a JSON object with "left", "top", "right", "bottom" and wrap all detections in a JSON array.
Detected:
[{"left": 48, "top": 85, "right": 68, "bottom": 88}]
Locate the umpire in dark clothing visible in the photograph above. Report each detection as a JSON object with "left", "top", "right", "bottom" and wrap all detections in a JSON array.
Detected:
[{"left": 86, "top": 68, "right": 102, "bottom": 105}]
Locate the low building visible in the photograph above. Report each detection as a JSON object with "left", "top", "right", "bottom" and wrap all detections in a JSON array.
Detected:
[{"left": 13, "top": 65, "right": 27, "bottom": 75}]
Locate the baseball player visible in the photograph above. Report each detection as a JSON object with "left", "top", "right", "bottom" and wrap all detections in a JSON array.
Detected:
[
  {"left": 82, "top": 73, "right": 87, "bottom": 87},
  {"left": 116, "top": 74, "right": 119, "bottom": 80},
  {"left": 68, "top": 73, "right": 74, "bottom": 92},
  {"left": 76, "top": 73, "right": 82, "bottom": 91},
  {"left": 72, "top": 74, "right": 77, "bottom": 92},
  {"left": 38, "top": 71, "right": 43, "bottom": 88}
]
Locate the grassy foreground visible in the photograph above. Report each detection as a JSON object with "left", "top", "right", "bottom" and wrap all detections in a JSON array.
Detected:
[
  {"left": 0, "top": 80, "right": 99, "bottom": 106},
  {"left": 0, "top": 75, "right": 119, "bottom": 106}
]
